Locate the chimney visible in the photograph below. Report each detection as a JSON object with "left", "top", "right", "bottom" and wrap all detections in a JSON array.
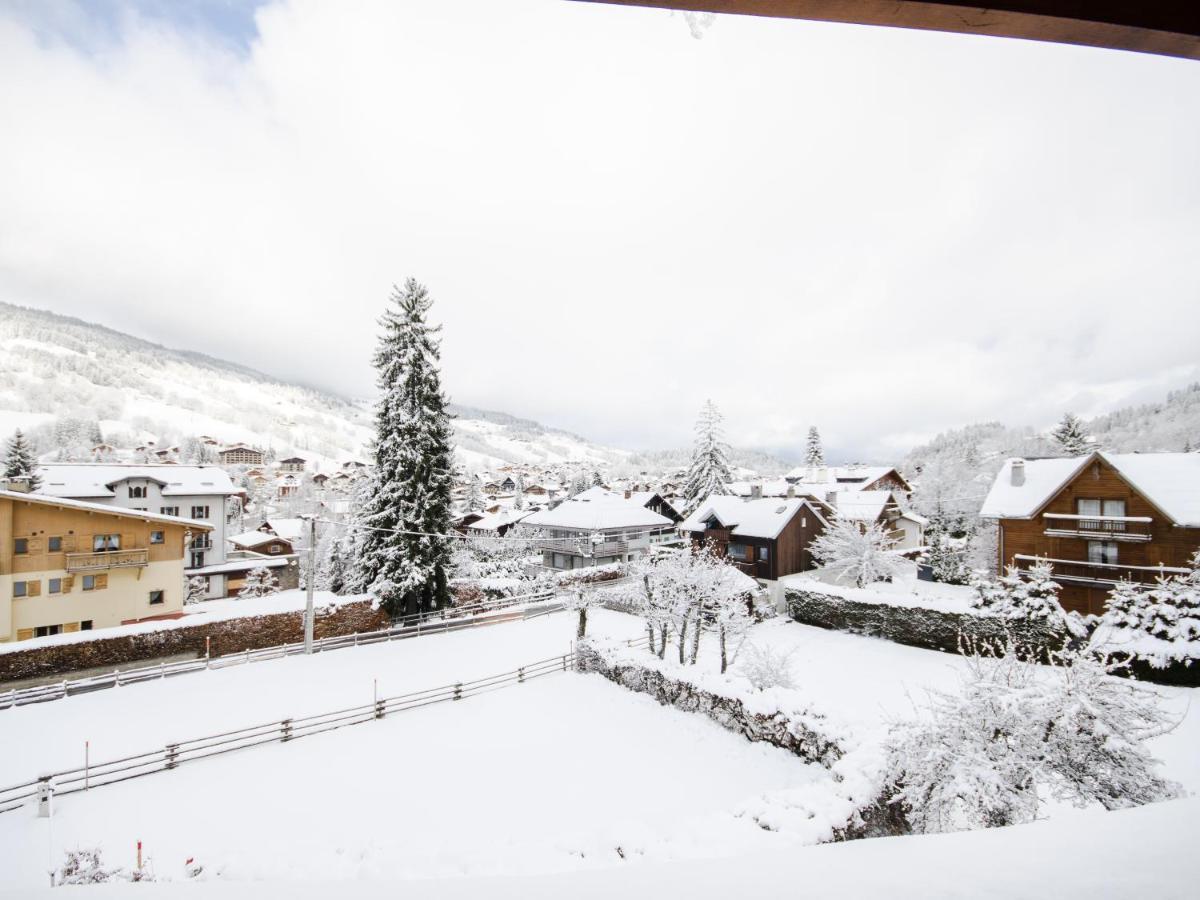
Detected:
[
  {"left": 3, "top": 479, "right": 32, "bottom": 494},
  {"left": 1010, "top": 458, "right": 1025, "bottom": 487},
  {"left": 750, "top": 484, "right": 762, "bottom": 500},
  {"left": 624, "top": 489, "right": 631, "bottom": 500},
  {"left": 786, "top": 484, "right": 795, "bottom": 499}
]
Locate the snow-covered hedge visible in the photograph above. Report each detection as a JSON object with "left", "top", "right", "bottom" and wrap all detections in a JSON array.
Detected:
[{"left": 575, "top": 638, "right": 908, "bottom": 842}]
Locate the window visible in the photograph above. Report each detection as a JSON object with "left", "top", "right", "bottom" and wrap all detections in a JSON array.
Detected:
[
  {"left": 160, "top": 506, "right": 179, "bottom": 517},
  {"left": 93, "top": 534, "right": 120, "bottom": 552},
  {"left": 83, "top": 575, "right": 95, "bottom": 591},
  {"left": 48, "top": 536, "right": 62, "bottom": 552},
  {"left": 191, "top": 551, "right": 206, "bottom": 568},
  {"left": 1088, "top": 541, "right": 1119, "bottom": 566},
  {"left": 49, "top": 578, "right": 62, "bottom": 594},
  {"left": 149, "top": 590, "right": 164, "bottom": 605},
  {"left": 34, "top": 625, "right": 62, "bottom": 638},
  {"left": 150, "top": 530, "right": 164, "bottom": 544},
  {"left": 191, "top": 505, "right": 210, "bottom": 519},
  {"left": 727, "top": 542, "right": 750, "bottom": 559},
  {"left": 13, "top": 581, "right": 27, "bottom": 598},
  {"left": 757, "top": 546, "right": 769, "bottom": 562},
  {"left": 269, "top": 543, "right": 281, "bottom": 554},
  {"left": 14, "top": 538, "right": 28, "bottom": 555},
  {"left": 81, "top": 620, "right": 93, "bottom": 631},
  {"left": 129, "top": 485, "right": 146, "bottom": 499}
]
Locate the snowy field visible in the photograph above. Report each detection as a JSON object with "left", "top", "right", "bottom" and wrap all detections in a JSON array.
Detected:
[{"left": 0, "top": 609, "right": 1197, "bottom": 896}]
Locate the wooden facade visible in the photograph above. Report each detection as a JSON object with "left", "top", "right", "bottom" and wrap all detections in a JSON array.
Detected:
[
  {"left": 996, "top": 456, "right": 1200, "bottom": 616},
  {"left": 685, "top": 500, "right": 828, "bottom": 580}
]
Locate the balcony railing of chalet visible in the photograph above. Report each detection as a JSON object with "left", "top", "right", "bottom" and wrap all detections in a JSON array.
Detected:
[
  {"left": 1011, "top": 554, "right": 1188, "bottom": 587},
  {"left": 65, "top": 548, "right": 149, "bottom": 573},
  {"left": 537, "top": 528, "right": 677, "bottom": 558},
  {"left": 1042, "top": 513, "right": 1153, "bottom": 542}
]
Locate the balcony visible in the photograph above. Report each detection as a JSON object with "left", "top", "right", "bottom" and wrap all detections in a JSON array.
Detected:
[
  {"left": 1012, "top": 554, "right": 1187, "bottom": 587},
  {"left": 65, "top": 548, "right": 149, "bottom": 573},
  {"left": 1042, "top": 513, "right": 1152, "bottom": 542}
]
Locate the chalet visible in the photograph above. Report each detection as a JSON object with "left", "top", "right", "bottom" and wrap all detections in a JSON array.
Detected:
[
  {"left": 38, "top": 463, "right": 242, "bottom": 601},
  {"left": 498, "top": 476, "right": 518, "bottom": 493},
  {"left": 257, "top": 518, "right": 307, "bottom": 548},
  {"left": 278, "top": 457, "right": 307, "bottom": 473},
  {"left": 523, "top": 494, "right": 676, "bottom": 570},
  {"left": 783, "top": 465, "right": 913, "bottom": 500},
  {"left": 1, "top": 486, "right": 211, "bottom": 641},
  {"left": 465, "top": 508, "right": 534, "bottom": 538},
  {"left": 219, "top": 444, "right": 266, "bottom": 466},
  {"left": 980, "top": 452, "right": 1200, "bottom": 616},
  {"left": 830, "top": 490, "right": 927, "bottom": 551},
  {"left": 276, "top": 473, "right": 301, "bottom": 498},
  {"left": 574, "top": 486, "right": 684, "bottom": 526},
  {"left": 679, "top": 495, "right": 830, "bottom": 581},
  {"left": 228, "top": 529, "right": 295, "bottom": 557}
]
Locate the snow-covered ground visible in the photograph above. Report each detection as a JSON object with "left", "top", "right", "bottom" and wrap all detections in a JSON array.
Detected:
[{"left": 0, "top": 609, "right": 1195, "bottom": 895}]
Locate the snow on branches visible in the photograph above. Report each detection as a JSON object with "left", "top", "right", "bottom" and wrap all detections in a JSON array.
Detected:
[
  {"left": 238, "top": 565, "right": 280, "bottom": 600},
  {"left": 682, "top": 400, "right": 734, "bottom": 514},
  {"left": 886, "top": 638, "right": 1182, "bottom": 834},
  {"left": 1093, "top": 551, "right": 1200, "bottom": 666},
  {"left": 970, "top": 561, "right": 1084, "bottom": 637},
  {"left": 810, "top": 518, "right": 907, "bottom": 589},
  {"left": 3, "top": 428, "right": 40, "bottom": 490}
]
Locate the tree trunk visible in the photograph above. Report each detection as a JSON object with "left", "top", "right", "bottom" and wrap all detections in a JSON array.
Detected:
[
  {"left": 677, "top": 610, "right": 690, "bottom": 664},
  {"left": 657, "top": 623, "right": 668, "bottom": 659},
  {"left": 690, "top": 601, "right": 702, "bottom": 664},
  {"left": 646, "top": 621, "right": 654, "bottom": 652},
  {"left": 577, "top": 606, "right": 587, "bottom": 640},
  {"left": 719, "top": 625, "right": 727, "bottom": 674}
]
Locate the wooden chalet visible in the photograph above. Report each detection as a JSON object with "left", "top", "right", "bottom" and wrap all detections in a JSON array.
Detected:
[
  {"left": 981, "top": 452, "right": 1200, "bottom": 616},
  {"left": 679, "top": 495, "right": 830, "bottom": 581}
]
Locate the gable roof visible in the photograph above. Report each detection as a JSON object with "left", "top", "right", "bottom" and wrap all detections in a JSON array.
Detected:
[
  {"left": 679, "top": 495, "right": 814, "bottom": 540},
  {"left": 522, "top": 494, "right": 672, "bottom": 531},
  {"left": 38, "top": 464, "right": 238, "bottom": 498},
  {"left": 830, "top": 490, "right": 896, "bottom": 523},
  {"left": 0, "top": 489, "right": 212, "bottom": 530},
  {"left": 980, "top": 452, "right": 1200, "bottom": 527}
]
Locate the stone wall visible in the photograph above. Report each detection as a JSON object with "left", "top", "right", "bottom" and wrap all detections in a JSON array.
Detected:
[{"left": 0, "top": 599, "right": 389, "bottom": 682}]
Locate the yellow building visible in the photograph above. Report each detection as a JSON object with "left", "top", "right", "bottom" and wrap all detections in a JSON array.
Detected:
[{"left": 0, "top": 488, "right": 212, "bottom": 642}]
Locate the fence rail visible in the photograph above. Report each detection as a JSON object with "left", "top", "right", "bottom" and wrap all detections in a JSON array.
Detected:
[{"left": 0, "top": 590, "right": 561, "bottom": 712}]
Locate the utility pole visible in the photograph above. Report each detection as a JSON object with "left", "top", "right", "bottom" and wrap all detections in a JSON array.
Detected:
[{"left": 303, "top": 515, "right": 316, "bottom": 654}]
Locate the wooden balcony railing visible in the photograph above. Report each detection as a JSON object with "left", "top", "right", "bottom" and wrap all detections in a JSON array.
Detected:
[
  {"left": 65, "top": 548, "right": 149, "bottom": 573},
  {"left": 1012, "top": 554, "right": 1187, "bottom": 587},
  {"left": 1042, "top": 513, "right": 1153, "bottom": 542}
]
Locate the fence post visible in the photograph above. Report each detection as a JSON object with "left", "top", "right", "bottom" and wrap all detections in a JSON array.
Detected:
[
  {"left": 518, "top": 666, "right": 525, "bottom": 684},
  {"left": 354, "top": 632, "right": 358, "bottom": 647},
  {"left": 114, "top": 668, "right": 120, "bottom": 687},
  {"left": 37, "top": 777, "right": 53, "bottom": 818},
  {"left": 453, "top": 682, "right": 462, "bottom": 701},
  {"left": 165, "top": 743, "right": 179, "bottom": 770},
  {"left": 375, "top": 699, "right": 386, "bottom": 720},
  {"left": 281, "top": 719, "right": 293, "bottom": 742}
]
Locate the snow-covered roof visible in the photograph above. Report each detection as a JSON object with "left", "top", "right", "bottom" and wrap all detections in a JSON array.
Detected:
[
  {"left": 573, "top": 486, "right": 663, "bottom": 509},
  {"left": 260, "top": 518, "right": 306, "bottom": 541},
  {"left": 0, "top": 489, "right": 212, "bottom": 530},
  {"left": 782, "top": 465, "right": 909, "bottom": 492},
  {"left": 522, "top": 494, "right": 672, "bottom": 531},
  {"left": 37, "top": 464, "right": 238, "bottom": 498},
  {"left": 186, "top": 556, "right": 291, "bottom": 576},
  {"left": 679, "top": 496, "right": 810, "bottom": 540},
  {"left": 466, "top": 508, "right": 535, "bottom": 532},
  {"left": 229, "top": 529, "right": 293, "bottom": 549},
  {"left": 979, "top": 452, "right": 1200, "bottom": 527},
  {"left": 829, "top": 490, "right": 895, "bottom": 523}
]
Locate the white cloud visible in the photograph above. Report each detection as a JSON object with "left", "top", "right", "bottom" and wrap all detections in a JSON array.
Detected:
[{"left": 1, "top": 0, "right": 1198, "bottom": 460}]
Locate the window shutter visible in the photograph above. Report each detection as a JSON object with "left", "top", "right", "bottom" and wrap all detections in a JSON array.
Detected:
[
  {"left": 27, "top": 538, "right": 43, "bottom": 554},
  {"left": 62, "top": 576, "right": 75, "bottom": 593},
  {"left": 16, "top": 629, "right": 33, "bottom": 641},
  {"left": 95, "top": 573, "right": 108, "bottom": 590},
  {"left": 64, "top": 536, "right": 77, "bottom": 552},
  {"left": 64, "top": 622, "right": 80, "bottom": 633},
  {"left": 27, "top": 580, "right": 41, "bottom": 597}
]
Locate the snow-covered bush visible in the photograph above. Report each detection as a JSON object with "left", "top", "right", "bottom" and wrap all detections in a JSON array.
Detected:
[
  {"left": 970, "top": 561, "right": 1084, "bottom": 637},
  {"left": 924, "top": 514, "right": 972, "bottom": 585},
  {"left": 238, "top": 565, "right": 280, "bottom": 599},
  {"left": 887, "top": 640, "right": 1181, "bottom": 834},
  {"left": 811, "top": 519, "right": 907, "bottom": 588},
  {"left": 1094, "top": 552, "right": 1200, "bottom": 666},
  {"left": 185, "top": 576, "right": 208, "bottom": 606},
  {"left": 737, "top": 642, "right": 797, "bottom": 691},
  {"left": 53, "top": 848, "right": 150, "bottom": 885}
]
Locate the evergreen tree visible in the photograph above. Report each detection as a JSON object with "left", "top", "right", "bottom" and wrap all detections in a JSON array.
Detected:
[
  {"left": 239, "top": 565, "right": 280, "bottom": 599},
  {"left": 3, "top": 429, "right": 40, "bottom": 490},
  {"left": 1051, "top": 413, "right": 1089, "bottom": 455},
  {"left": 683, "top": 400, "right": 734, "bottom": 513},
  {"left": 353, "top": 279, "right": 455, "bottom": 618},
  {"left": 591, "top": 470, "right": 604, "bottom": 487},
  {"left": 466, "top": 475, "right": 485, "bottom": 512},
  {"left": 805, "top": 426, "right": 824, "bottom": 467}
]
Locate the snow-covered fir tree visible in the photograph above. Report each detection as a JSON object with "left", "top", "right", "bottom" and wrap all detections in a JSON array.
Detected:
[
  {"left": 353, "top": 279, "right": 455, "bottom": 618},
  {"left": 465, "top": 475, "right": 485, "bottom": 512},
  {"left": 239, "top": 565, "right": 280, "bottom": 599},
  {"left": 3, "top": 429, "right": 40, "bottom": 490},
  {"left": 810, "top": 519, "right": 906, "bottom": 588},
  {"left": 1097, "top": 552, "right": 1200, "bottom": 651},
  {"left": 924, "top": 512, "right": 972, "bottom": 585},
  {"left": 185, "top": 576, "right": 208, "bottom": 605},
  {"left": 682, "top": 400, "right": 734, "bottom": 514},
  {"left": 591, "top": 470, "right": 603, "bottom": 487},
  {"left": 804, "top": 425, "right": 824, "bottom": 466},
  {"left": 1051, "top": 412, "right": 1090, "bottom": 455},
  {"left": 971, "top": 561, "right": 1082, "bottom": 635}
]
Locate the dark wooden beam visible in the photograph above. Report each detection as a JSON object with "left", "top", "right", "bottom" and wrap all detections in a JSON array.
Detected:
[{"left": 580, "top": 1, "right": 1200, "bottom": 60}]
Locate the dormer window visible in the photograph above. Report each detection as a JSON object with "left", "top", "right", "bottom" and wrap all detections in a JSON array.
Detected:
[{"left": 128, "top": 485, "right": 146, "bottom": 499}]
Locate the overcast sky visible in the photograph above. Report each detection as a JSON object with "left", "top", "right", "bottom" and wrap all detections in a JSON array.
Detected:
[{"left": 2, "top": 0, "right": 1198, "bottom": 461}]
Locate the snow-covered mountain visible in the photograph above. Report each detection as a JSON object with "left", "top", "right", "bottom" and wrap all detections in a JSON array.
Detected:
[{"left": 0, "top": 302, "right": 629, "bottom": 472}]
